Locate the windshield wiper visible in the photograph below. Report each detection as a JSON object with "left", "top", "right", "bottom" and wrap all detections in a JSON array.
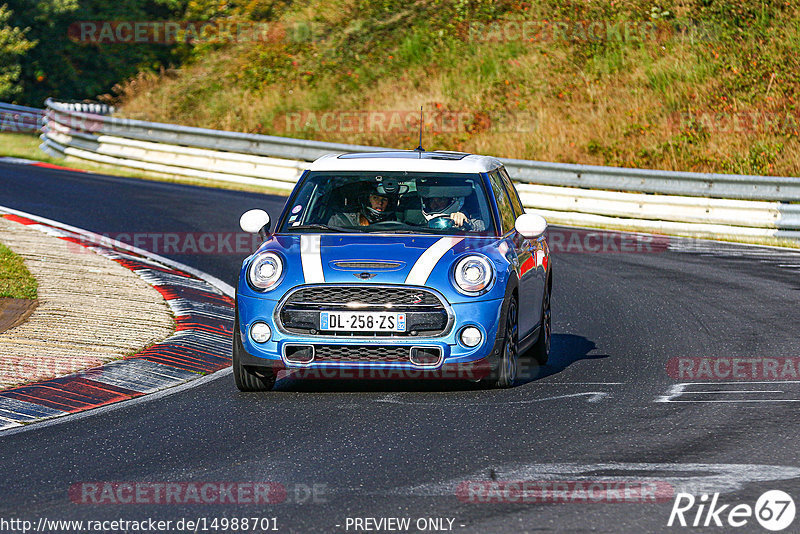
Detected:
[{"left": 285, "top": 223, "right": 359, "bottom": 233}]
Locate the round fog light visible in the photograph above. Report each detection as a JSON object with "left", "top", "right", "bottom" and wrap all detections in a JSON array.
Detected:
[
  {"left": 250, "top": 322, "right": 271, "bottom": 343},
  {"left": 460, "top": 326, "right": 482, "bottom": 348}
]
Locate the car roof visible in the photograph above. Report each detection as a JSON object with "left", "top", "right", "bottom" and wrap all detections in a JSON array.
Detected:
[{"left": 308, "top": 150, "right": 505, "bottom": 174}]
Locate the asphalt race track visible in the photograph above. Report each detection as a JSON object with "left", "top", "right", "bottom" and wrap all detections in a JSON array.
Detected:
[{"left": 2, "top": 161, "right": 800, "bottom": 533}]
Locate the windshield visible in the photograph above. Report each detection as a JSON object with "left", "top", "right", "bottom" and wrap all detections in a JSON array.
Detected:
[{"left": 278, "top": 171, "right": 496, "bottom": 235}]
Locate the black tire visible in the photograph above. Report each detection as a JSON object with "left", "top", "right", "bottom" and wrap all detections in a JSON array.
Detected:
[
  {"left": 493, "top": 295, "right": 519, "bottom": 388},
  {"left": 531, "top": 283, "right": 551, "bottom": 365},
  {"left": 233, "top": 313, "right": 276, "bottom": 392}
]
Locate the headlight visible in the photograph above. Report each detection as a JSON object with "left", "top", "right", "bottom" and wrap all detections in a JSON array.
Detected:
[
  {"left": 453, "top": 255, "right": 493, "bottom": 294},
  {"left": 248, "top": 252, "right": 283, "bottom": 291}
]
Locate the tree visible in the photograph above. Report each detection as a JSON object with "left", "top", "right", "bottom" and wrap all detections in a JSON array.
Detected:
[
  {"left": 0, "top": 3, "right": 35, "bottom": 100},
  {"left": 5, "top": 0, "right": 190, "bottom": 107}
]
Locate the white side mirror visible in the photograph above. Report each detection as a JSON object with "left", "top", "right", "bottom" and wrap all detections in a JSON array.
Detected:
[
  {"left": 514, "top": 213, "right": 547, "bottom": 239},
  {"left": 240, "top": 209, "right": 271, "bottom": 237}
]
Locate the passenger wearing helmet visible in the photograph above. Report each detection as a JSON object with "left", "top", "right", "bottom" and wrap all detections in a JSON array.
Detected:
[
  {"left": 418, "top": 179, "right": 486, "bottom": 231},
  {"left": 328, "top": 183, "right": 398, "bottom": 227}
]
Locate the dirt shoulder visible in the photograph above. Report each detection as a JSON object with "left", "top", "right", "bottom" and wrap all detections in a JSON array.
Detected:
[{"left": 0, "top": 298, "right": 37, "bottom": 333}]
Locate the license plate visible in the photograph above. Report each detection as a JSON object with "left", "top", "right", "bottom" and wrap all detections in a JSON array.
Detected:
[{"left": 320, "top": 312, "right": 406, "bottom": 332}]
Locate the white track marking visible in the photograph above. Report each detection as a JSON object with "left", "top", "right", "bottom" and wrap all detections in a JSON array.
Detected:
[
  {"left": 395, "top": 462, "right": 800, "bottom": 498},
  {"left": 537, "top": 382, "right": 624, "bottom": 385},
  {"left": 656, "top": 381, "right": 800, "bottom": 403},
  {"left": 373, "top": 392, "right": 608, "bottom": 406}
]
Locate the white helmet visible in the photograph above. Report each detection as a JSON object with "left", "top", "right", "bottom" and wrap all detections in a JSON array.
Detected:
[
  {"left": 418, "top": 178, "right": 472, "bottom": 221},
  {"left": 421, "top": 196, "right": 464, "bottom": 221}
]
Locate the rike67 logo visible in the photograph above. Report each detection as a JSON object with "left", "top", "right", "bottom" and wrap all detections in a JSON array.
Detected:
[{"left": 668, "top": 490, "right": 795, "bottom": 531}]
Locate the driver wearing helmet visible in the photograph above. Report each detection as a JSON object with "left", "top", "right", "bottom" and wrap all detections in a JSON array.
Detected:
[
  {"left": 418, "top": 179, "right": 486, "bottom": 231},
  {"left": 329, "top": 183, "right": 398, "bottom": 227}
]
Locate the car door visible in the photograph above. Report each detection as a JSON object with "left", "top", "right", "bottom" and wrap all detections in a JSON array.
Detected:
[
  {"left": 488, "top": 169, "right": 536, "bottom": 340},
  {"left": 500, "top": 167, "right": 544, "bottom": 339}
]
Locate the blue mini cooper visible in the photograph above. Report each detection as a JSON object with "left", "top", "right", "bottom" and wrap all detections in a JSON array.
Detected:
[{"left": 234, "top": 151, "right": 551, "bottom": 390}]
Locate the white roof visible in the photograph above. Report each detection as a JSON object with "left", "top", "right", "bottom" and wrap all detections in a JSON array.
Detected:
[{"left": 309, "top": 151, "right": 504, "bottom": 174}]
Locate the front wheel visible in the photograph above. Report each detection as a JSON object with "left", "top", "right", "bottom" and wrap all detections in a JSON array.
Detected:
[
  {"left": 233, "top": 313, "right": 275, "bottom": 392},
  {"left": 493, "top": 296, "right": 519, "bottom": 388},
  {"left": 530, "top": 285, "right": 551, "bottom": 365}
]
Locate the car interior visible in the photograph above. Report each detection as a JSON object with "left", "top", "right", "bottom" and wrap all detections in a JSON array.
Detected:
[{"left": 313, "top": 178, "right": 488, "bottom": 231}]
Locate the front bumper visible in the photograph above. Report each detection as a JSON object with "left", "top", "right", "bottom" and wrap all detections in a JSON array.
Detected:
[{"left": 236, "top": 291, "right": 506, "bottom": 373}]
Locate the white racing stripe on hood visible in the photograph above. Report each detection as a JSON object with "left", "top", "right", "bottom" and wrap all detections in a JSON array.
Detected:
[
  {"left": 405, "top": 237, "right": 464, "bottom": 285},
  {"left": 301, "top": 234, "right": 324, "bottom": 283}
]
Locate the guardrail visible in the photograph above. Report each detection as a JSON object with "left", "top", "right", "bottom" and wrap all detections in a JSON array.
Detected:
[
  {"left": 42, "top": 101, "right": 310, "bottom": 189},
  {"left": 39, "top": 98, "right": 800, "bottom": 241},
  {"left": 504, "top": 158, "right": 800, "bottom": 203},
  {"left": 1, "top": 101, "right": 113, "bottom": 134},
  {"left": 51, "top": 101, "right": 115, "bottom": 115},
  {"left": 0, "top": 102, "right": 45, "bottom": 133}
]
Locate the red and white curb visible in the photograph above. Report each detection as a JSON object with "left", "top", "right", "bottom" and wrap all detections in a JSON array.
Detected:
[
  {"left": 0, "top": 156, "right": 88, "bottom": 173},
  {"left": 0, "top": 206, "right": 235, "bottom": 431}
]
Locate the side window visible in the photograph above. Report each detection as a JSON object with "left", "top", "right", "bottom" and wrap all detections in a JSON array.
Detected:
[
  {"left": 500, "top": 167, "right": 525, "bottom": 218},
  {"left": 489, "top": 170, "right": 515, "bottom": 234}
]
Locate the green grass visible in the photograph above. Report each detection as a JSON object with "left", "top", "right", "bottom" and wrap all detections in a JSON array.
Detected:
[
  {"left": 112, "top": 0, "right": 800, "bottom": 177},
  {"left": 0, "top": 242, "right": 37, "bottom": 299},
  {"left": 0, "top": 132, "right": 43, "bottom": 160}
]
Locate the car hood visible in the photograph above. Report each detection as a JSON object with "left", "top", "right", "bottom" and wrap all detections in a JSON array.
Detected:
[{"left": 243, "top": 233, "right": 506, "bottom": 302}]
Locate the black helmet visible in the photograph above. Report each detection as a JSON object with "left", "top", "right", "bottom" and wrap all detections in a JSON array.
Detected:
[{"left": 359, "top": 183, "right": 397, "bottom": 223}]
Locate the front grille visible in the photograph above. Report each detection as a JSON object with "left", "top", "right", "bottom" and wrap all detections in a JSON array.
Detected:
[
  {"left": 313, "top": 345, "right": 410, "bottom": 363},
  {"left": 278, "top": 285, "right": 450, "bottom": 337},
  {"left": 287, "top": 286, "right": 441, "bottom": 307}
]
